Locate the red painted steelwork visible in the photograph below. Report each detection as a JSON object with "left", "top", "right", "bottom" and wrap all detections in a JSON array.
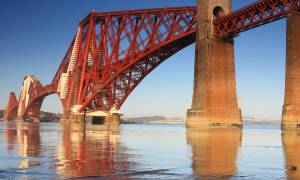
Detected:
[
  {"left": 7, "top": 0, "right": 300, "bottom": 119},
  {"left": 214, "top": 0, "right": 300, "bottom": 38},
  {"left": 3, "top": 92, "right": 18, "bottom": 120},
  {"left": 21, "top": 84, "right": 58, "bottom": 119},
  {"left": 67, "top": 7, "right": 197, "bottom": 113}
]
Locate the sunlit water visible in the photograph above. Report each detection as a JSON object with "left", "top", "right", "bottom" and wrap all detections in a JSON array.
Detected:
[{"left": 0, "top": 121, "right": 299, "bottom": 179}]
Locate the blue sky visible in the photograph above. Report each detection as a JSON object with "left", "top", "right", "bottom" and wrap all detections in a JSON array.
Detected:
[{"left": 0, "top": 0, "right": 286, "bottom": 120}]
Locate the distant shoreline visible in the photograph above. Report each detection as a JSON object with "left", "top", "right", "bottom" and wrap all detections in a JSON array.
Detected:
[
  {"left": 0, "top": 110, "right": 281, "bottom": 125},
  {"left": 121, "top": 116, "right": 281, "bottom": 125}
]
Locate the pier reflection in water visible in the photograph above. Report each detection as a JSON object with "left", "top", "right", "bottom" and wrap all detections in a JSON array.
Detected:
[
  {"left": 187, "top": 128, "right": 242, "bottom": 179},
  {"left": 282, "top": 131, "right": 300, "bottom": 180}
]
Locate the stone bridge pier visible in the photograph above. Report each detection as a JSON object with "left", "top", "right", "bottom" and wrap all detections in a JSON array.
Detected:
[
  {"left": 282, "top": 11, "right": 300, "bottom": 130},
  {"left": 187, "top": 0, "right": 242, "bottom": 128}
]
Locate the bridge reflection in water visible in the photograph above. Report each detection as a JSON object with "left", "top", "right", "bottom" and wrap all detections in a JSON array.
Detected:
[
  {"left": 3, "top": 121, "right": 133, "bottom": 179},
  {"left": 3, "top": 122, "right": 300, "bottom": 179},
  {"left": 187, "top": 128, "right": 242, "bottom": 178},
  {"left": 4, "top": 122, "right": 17, "bottom": 155},
  {"left": 5, "top": 122, "right": 41, "bottom": 168},
  {"left": 282, "top": 131, "right": 300, "bottom": 180},
  {"left": 56, "top": 122, "right": 130, "bottom": 178}
]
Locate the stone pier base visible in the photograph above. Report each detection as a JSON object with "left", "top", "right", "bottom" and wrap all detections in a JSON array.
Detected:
[
  {"left": 60, "top": 113, "right": 120, "bottom": 127},
  {"left": 103, "top": 114, "right": 120, "bottom": 132},
  {"left": 104, "top": 113, "right": 120, "bottom": 126},
  {"left": 60, "top": 114, "right": 84, "bottom": 124},
  {"left": 187, "top": 108, "right": 242, "bottom": 129},
  {"left": 282, "top": 106, "right": 300, "bottom": 129},
  {"left": 15, "top": 117, "right": 40, "bottom": 123}
]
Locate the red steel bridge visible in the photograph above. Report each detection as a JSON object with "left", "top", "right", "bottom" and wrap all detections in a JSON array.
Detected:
[{"left": 4, "top": 0, "right": 300, "bottom": 121}]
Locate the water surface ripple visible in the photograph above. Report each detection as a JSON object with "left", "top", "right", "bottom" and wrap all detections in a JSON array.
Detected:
[{"left": 0, "top": 121, "right": 299, "bottom": 179}]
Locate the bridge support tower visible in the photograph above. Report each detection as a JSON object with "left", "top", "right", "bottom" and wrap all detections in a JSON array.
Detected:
[
  {"left": 282, "top": 11, "right": 300, "bottom": 130},
  {"left": 187, "top": 0, "right": 242, "bottom": 128}
]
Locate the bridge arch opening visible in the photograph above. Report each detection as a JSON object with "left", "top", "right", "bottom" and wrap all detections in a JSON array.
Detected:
[
  {"left": 235, "top": 19, "right": 286, "bottom": 122},
  {"left": 40, "top": 94, "right": 63, "bottom": 122},
  {"left": 121, "top": 44, "right": 195, "bottom": 119}
]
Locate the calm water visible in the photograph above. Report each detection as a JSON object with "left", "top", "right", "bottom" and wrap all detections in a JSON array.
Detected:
[{"left": 0, "top": 121, "right": 299, "bottom": 180}]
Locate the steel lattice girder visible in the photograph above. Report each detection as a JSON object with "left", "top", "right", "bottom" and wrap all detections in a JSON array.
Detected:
[
  {"left": 13, "top": 0, "right": 300, "bottom": 117},
  {"left": 56, "top": 7, "right": 198, "bottom": 112},
  {"left": 214, "top": 0, "right": 300, "bottom": 38}
]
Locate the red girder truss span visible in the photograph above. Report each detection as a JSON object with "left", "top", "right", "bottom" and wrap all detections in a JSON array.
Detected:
[
  {"left": 6, "top": 0, "right": 300, "bottom": 119},
  {"left": 214, "top": 0, "right": 300, "bottom": 38},
  {"left": 52, "top": 7, "right": 197, "bottom": 113}
]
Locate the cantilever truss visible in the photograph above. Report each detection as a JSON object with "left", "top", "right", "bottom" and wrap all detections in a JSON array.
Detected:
[
  {"left": 52, "top": 7, "right": 197, "bottom": 113},
  {"left": 5, "top": 0, "right": 300, "bottom": 119}
]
